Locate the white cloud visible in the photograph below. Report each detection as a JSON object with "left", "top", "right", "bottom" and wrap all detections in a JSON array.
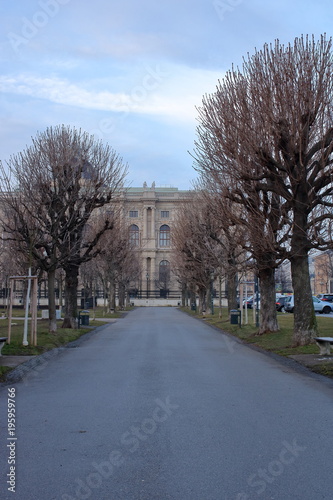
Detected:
[
  {"left": 0, "top": 74, "right": 128, "bottom": 111},
  {"left": 0, "top": 65, "right": 222, "bottom": 123}
]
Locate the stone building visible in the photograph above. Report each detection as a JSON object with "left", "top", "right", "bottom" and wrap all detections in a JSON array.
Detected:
[
  {"left": 312, "top": 251, "right": 333, "bottom": 294},
  {"left": 119, "top": 182, "right": 191, "bottom": 301},
  {"left": 0, "top": 183, "right": 192, "bottom": 307}
]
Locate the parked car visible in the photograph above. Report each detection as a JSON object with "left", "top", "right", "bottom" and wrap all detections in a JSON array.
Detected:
[
  {"left": 243, "top": 295, "right": 260, "bottom": 309},
  {"left": 312, "top": 296, "right": 333, "bottom": 313},
  {"left": 243, "top": 296, "right": 253, "bottom": 309},
  {"left": 285, "top": 295, "right": 333, "bottom": 314},
  {"left": 276, "top": 296, "right": 288, "bottom": 312},
  {"left": 316, "top": 294, "right": 333, "bottom": 302}
]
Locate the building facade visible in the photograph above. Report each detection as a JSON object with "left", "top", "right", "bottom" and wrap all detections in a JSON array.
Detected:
[
  {"left": 120, "top": 182, "right": 191, "bottom": 300},
  {"left": 312, "top": 251, "right": 333, "bottom": 294}
]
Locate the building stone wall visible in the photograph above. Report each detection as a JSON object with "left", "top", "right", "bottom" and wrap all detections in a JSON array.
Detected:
[
  {"left": 313, "top": 251, "right": 333, "bottom": 294},
  {"left": 119, "top": 182, "right": 191, "bottom": 298}
]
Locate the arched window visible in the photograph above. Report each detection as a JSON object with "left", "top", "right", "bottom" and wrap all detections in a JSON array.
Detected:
[
  {"left": 159, "top": 260, "right": 170, "bottom": 282},
  {"left": 159, "top": 260, "right": 170, "bottom": 297},
  {"left": 129, "top": 224, "right": 139, "bottom": 246},
  {"left": 159, "top": 224, "right": 170, "bottom": 247}
]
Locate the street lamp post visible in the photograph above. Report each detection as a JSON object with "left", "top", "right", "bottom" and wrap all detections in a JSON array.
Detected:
[
  {"left": 146, "top": 272, "right": 149, "bottom": 299},
  {"left": 210, "top": 270, "right": 214, "bottom": 315},
  {"left": 254, "top": 275, "right": 260, "bottom": 328}
]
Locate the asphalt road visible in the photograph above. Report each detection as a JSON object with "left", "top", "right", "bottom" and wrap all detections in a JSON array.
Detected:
[{"left": 1, "top": 307, "right": 333, "bottom": 500}]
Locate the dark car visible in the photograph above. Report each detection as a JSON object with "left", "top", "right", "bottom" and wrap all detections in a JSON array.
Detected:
[
  {"left": 316, "top": 294, "right": 333, "bottom": 302},
  {"left": 276, "top": 296, "right": 288, "bottom": 312}
]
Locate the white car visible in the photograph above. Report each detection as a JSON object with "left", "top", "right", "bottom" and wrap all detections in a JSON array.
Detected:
[{"left": 284, "top": 295, "right": 333, "bottom": 314}]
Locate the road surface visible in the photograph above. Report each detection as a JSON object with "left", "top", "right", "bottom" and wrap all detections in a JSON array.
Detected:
[{"left": 1, "top": 307, "right": 333, "bottom": 499}]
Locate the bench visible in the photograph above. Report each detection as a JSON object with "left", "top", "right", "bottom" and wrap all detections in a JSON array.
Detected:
[
  {"left": 0, "top": 337, "right": 8, "bottom": 356},
  {"left": 314, "top": 337, "right": 333, "bottom": 356}
]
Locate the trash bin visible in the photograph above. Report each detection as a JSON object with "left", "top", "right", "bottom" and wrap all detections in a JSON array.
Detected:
[
  {"left": 191, "top": 302, "right": 196, "bottom": 311},
  {"left": 79, "top": 310, "right": 89, "bottom": 327},
  {"left": 230, "top": 309, "right": 241, "bottom": 325}
]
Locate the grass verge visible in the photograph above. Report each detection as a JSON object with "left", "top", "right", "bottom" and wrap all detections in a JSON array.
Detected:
[
  {"left": 0, "top": 319, "right": 92, "bottom": 356},
  {"left": 310, "top": 363, "right": 333, "bottom": 378},
  {"left": 0, "top": 306, "right": 131, "bottom": 356},
  {"left": 0, "top": 366, "right": 13, "bottom": 380},
  {"left": 0, "top": 320, "right": 92, "bottom": 381}
]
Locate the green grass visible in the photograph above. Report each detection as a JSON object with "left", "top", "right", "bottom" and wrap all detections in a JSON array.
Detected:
[
  {"left": 0, "top": 366, "right": 12, "bottom": 379},
  {"left": 0, "top": 318, "right": 93, "bottom": 381},
  {"left": 0, "top": 319, "right": 92, "bottom": 356},
  {"left": 0, "top": 305, "right": 131, "bottom": 358},
  {"left": 311, "top": 363, "right": 333, "bottom": 378}
]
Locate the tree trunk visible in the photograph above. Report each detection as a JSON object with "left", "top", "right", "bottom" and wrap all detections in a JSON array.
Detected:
[
  {"left": 290, "top": 203, "right": 317, "bottom": 345},
  {"left": 207, "top": 284, "right": 213, "bottom": 315},
  {"left": 58, "top": 273, "right": 63, "bottom": 317},
  {"left": 48, "top": 269, "right": 57, "bottom": 334},
  {"left": 62, "top": 264, "right": 79, "bottom": 329},
  {"left": 181, "top": 282, "right": 187, "bottom": 307},
  {"left": 119, "top": 283, "right": 125, "bottom": 309},
  {"left": 290, "top": 253, "right": 317, "bottom": 345},
  {"left": 110, "top": 279, "right": 116, "bottom": 311},
  {"left": 103, "top": 281, "right": 107, "bottom": 312},
  {"left": 107, "top": 281, "right": 112, "bottom": 313},
  {"left": 198, "top": 287, "right": 206, "bottom": 314},
  {"left": 226, "top": 261, "right": 238, "bottom": 311},
  {"left": 92, "top": 283, "right": 96, "bottom": 321},
  {"left": 189, "top": 289, "right": 196, "bottom": 310},
  {"left": 257, "top": 267, "right": 279, "bottom": 334}
]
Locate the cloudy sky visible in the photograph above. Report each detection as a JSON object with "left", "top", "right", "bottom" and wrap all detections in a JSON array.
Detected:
[{"left": 1, "top": 0, "right": 332, "bottom": 189}]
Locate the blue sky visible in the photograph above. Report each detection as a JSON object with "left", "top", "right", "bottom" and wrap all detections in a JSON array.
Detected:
[{"left": 1, "top": 0, "right": 332, "bottom": 189}]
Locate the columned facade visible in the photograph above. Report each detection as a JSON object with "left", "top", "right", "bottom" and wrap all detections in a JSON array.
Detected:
[{"left": 119, "top": 182, "right": 191, "bottom": 299}]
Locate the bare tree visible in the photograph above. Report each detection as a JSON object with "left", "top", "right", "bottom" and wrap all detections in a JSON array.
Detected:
[
  {"left": 95, "top": 215, "right": 141, "bottom": 312},
  {"left": 0, "top": 125, "right": 127, "bottom": 330},
  {"left": 0, "top": 235, "right": 37, "bottom": 311},
  {"left": 0, "top": 189, "right": 62, "bottom": 332},
  {"left": 172, "top": 198, "right": 209, "bottom": 314},
  {"left": 172, "top": 192, "right": 236, "bottom": 314},
  {"left": 194, "top": 174, "right": 284, "bottom": 333},
  {"left": 195, "top": 185, "right": 249, "bottom": 313},
  {"left": 117, "top": 248, "right": 141, "bottom": 309},
  {"left": 193, "top": 35, "right": 333, "bottom": 345},
  {"left": 275, "top": 261, "right": 293, "bottom": 293}
]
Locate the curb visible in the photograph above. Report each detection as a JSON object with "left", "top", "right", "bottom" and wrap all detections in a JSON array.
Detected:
[{"left": 3, "top": 346, "right": 66, "bottom": 385}]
